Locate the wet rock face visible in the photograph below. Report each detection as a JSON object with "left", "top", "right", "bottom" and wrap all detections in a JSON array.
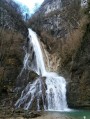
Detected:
[
  {"left": 67, "top": 23, "right": 90, "bottom": 108},
  {"left": 15, "top": 70, "right": 39, "bottom": 93}
]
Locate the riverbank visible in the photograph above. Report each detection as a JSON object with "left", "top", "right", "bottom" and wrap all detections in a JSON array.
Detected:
[
  {"left": 0, "top": 106, "right": 90, "bottom": 119},
  {"left": 0, "top": 106, "right": 74, "bottom": 119}
]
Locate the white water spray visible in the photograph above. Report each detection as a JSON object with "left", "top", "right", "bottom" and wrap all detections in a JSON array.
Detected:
[{"left": 15, "top": 29, "right": 68, "bottom": 111}]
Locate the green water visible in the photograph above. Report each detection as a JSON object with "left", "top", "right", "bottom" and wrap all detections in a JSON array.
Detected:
[
  {"left": 63, "top": 110, "right": 90, "bottom": 119},
  {"left": 46, "top": 110, "right": 90, "bottom": 119}
]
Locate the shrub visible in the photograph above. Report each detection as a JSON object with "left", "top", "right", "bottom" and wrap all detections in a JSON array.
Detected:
[
  {"left": 60, "top": 16, "right": 88, "bottom": 66},
  {"left": 0, "top": 28, "right": 24, "bottom": 66}
]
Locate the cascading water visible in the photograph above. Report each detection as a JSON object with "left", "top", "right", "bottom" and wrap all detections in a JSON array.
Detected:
[{"left": 15, "top": 29, "right": 68, "bottom": 111}]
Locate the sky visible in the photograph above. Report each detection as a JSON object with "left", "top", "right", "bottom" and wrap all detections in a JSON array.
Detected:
[{"left": 14, "top": 0, "right": 44, "bottom": 14}]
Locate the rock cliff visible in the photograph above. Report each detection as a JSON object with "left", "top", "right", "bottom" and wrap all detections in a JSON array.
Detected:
[
  {"left": 67, "top": 22, "right": 90, "bottom": 108},
  {"left": 0, "top": 0, "right": 28, "bottom": 106},
  {"left": 29, "top": 0, "right": 90, "bottom": 109},
  {"left": 0, "top": 0, "right": 90, "bottom": 110}
]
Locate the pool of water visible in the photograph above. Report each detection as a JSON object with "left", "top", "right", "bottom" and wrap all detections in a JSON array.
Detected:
[
  {"left": 45, "top": 109, "right": 90, "bottom": 119},
  {"left": 64, "top": 110, "right": 90, "bottom": 119}
]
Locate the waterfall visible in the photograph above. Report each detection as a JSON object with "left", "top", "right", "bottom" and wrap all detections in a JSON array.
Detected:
[{"left": 15, "top": 29, "right": 68, "bottom": 111}]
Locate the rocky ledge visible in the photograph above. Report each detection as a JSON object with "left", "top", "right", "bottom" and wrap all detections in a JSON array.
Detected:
[{"left": 0, "top": 106, "right": 42, "bottom": 119}]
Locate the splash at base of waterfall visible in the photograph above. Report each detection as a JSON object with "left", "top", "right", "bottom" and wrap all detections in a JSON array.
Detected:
[
  {"left": 45, "top": 72, "right": 68, "bottom": 111},
  {"left": 15, "top": 29, "right": 68, "bottom": 111}
]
